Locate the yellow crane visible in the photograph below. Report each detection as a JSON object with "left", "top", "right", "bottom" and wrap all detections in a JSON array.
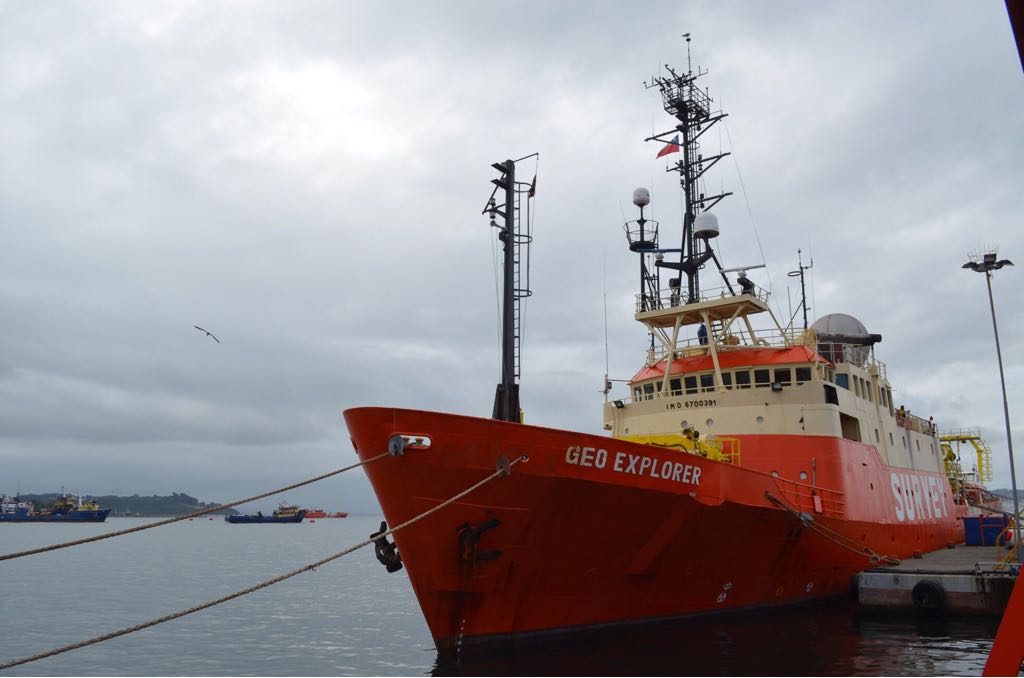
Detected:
[{"left": 939, "top": 428, "right": 994, "bottom": 482}]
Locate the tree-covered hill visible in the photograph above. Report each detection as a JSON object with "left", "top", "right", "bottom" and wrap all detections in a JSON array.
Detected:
[{"left": 18, "top": 492, "right": 239, "bottom": 516}]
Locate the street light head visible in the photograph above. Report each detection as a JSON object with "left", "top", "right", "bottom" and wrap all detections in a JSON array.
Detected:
[{"left": 965, "top": 247, "right": 1011, "bottom": 273}]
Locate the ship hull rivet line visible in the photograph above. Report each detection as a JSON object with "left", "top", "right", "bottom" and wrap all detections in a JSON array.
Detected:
[
  {"left": 0, "top": 452, "right": 392, "bottom": 563},
  {"left": 0, "top": 453, "right": 527, "bottom": 672}
]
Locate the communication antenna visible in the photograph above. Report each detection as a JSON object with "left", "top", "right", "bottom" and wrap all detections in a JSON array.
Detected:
[
  {"left": 787, "top": 249, "right": 814, "bottom": 330},
  {"left": 642, "top": 35, "right": 733, "bottom": 305}
]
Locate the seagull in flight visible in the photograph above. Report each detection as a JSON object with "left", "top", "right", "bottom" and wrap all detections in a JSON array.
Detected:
[{"left": 193, "top": 325, "right": 221, "bottom": 343}]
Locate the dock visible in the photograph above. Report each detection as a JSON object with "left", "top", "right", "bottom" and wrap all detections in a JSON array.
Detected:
[{"left": 857, "top": 545, "right": 1018, "bottom": 615}]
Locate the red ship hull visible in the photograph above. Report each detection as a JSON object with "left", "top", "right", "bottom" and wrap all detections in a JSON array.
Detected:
[{"left": 345, "top": 407, "right": 963, "bottom": 652}]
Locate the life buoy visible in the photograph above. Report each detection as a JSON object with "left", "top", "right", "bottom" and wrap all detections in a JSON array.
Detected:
[{"left": 911, "top": 579, "right": 945, "bottom": 613}]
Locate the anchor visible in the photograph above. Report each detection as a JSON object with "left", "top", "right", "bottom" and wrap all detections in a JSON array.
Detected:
[
  {"left": 457, "top": 518, "right": 503, "bottom": 565},
  {"left": 371, "top": 521, "right": 403, "bottom": 573}
]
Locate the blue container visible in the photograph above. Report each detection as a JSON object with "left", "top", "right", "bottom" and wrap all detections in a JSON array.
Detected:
[{"left": 963, "top": 515, "right": 1009, "bottom": 545}]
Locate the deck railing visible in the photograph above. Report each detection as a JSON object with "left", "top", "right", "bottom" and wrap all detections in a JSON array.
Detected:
[
  {"left": 636, "top": 283, "right": 770, "bottom": 313},
  {"left": 771, "top": 476, "right": 846, "bottom": 519},
  {"left": 642, "top": 332, "right": 888, "bottom": 381}
]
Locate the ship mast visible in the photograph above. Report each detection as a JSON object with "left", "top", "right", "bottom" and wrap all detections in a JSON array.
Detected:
[
  {"left": 643, "top": 35, "right": 732, "bottom": 304},
  {"left": 485, "top": 156, "right": 536, "bottom": 423}
]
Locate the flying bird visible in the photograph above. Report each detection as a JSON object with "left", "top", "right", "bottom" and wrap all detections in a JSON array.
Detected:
[{"left": 193, "top": 325, "right": 221, "bottom": 343}]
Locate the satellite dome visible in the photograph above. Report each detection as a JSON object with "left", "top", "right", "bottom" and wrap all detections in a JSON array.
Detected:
[
  {"left": 694, "top": 212, "right": 720, "bottom": 238},
  {"left": 811, "top": 313, "right": 868, "bottom": 336},
  {"left": 632, "top": 188, "right": 650, "bottom": 207},
  {"left": 812, "top": 313, "right": 872, "bottom": 366}
]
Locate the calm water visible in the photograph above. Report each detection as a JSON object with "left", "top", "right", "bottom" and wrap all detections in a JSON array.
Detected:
[{"left": 0, "top": 517, "right": 1001, "bottom": 676}]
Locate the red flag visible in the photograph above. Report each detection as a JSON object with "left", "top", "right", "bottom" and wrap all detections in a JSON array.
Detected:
[{"left": 656, "top": 134, "right": 680, "bottom": 158}]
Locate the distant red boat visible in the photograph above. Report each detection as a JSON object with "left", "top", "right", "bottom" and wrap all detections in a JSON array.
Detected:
[{"left": 301, "top": 509, "right": 347, "bottom": 519}]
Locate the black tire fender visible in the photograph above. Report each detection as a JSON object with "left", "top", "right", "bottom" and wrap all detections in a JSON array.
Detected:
[{"left": 911, "top": 579, "right": 945, "bottom": 613}]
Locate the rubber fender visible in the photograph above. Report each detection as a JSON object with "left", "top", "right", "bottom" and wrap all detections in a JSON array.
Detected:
[{"left": 911, "top": 579, "right": 945, "bottom": 613}]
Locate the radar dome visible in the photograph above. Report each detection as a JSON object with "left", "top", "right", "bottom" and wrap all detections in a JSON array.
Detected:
[
  {"left": 694, "top": 212, "right": 720, "bottom": 238},
  {"left": 811, "top": 313, "right": 868, "bottom": 335},
  {"left": 812, "top": 313, "right": 871, "bottom": 366},
  {"left": 632, "top": 188, "right": 650, "bottom": 207}
]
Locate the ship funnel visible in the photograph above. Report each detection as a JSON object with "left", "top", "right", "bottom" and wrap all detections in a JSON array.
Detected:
[
  {"left": 693, "top": 211, "right": 720, "bottom": 239},
  {"left": 632, "top": 187, "right": 650, "bottom": 207}
]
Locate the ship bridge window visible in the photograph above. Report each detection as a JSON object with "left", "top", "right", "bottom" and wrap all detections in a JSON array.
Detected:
[
  {"left": 835, "top": 374, "right": 849, "bottom": 390},
  {"left": 700, "top": 373, "right": 715, "bottom": 392},
  {"left": 633, "top": 387, "right": 641, "bottom": 401},
  {"left": 795, "top": 367, "right": 812, "bottom": 384},
  {"left": 774, "top": 368, "right": 792, "bottom": 386},
  {"left": 754, "top": 369, "right": 770, "bottom": 388},
  {"left": 721, "top": 372, "right": 733, "bottom": 390},
  {"left": 643, "top": 383, "right": 655, "bottom": 401},
  {"left": 684, "top": 375, "right": 698, "bottom": 394},
  {"left": 670, "top": 378, "right": 682, "bottom": 396},
  {"left": 735, "top": 370, "right": 751, "bottom": 389},
  {"left": 853, "top": 378, "right": 862, "bottom": 398}
]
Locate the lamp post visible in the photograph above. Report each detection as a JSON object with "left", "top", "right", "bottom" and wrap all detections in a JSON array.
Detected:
[{"left": 963, "top": 251, "right": 1021, "bottom": 563}]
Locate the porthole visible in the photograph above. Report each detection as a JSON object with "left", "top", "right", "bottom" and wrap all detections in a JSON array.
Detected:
[
  {"left": 756, "top": 416, "right": 765, "bottom": 424},
  {"left": 799, "top": 471, "right": 808, "bottom": 480},
  {"left": 706, "top": 418, "right": 714, "bottom": 427},
  {"left": 771, "top": 470, "right": 779, "bottom": 477},
  {"left": 680, "top": 420, "right": 689, "bottom": 429}
]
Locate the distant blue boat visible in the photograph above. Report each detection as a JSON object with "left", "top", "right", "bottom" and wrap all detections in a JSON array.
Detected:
[
  {"left": 0, "top": 494, "right": 110, "bottom": 523},
  {"left": 225, "top": 504, "right": 305, "bottom": 524}
]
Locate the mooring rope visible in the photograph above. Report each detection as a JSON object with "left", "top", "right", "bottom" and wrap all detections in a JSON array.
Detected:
[
  {"left": 765, "top": 491, "right": 900, "bottom": 566},
  {"left": 0, "top": 452, "right": 390, "bottom": 563},
  {"left": 0, "top": 454, "right": 527, "bottom": 672}
]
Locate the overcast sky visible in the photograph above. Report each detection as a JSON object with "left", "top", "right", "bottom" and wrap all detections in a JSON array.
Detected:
[{"left": 2, "top": 1, "right": 1022, "bottom": 515}]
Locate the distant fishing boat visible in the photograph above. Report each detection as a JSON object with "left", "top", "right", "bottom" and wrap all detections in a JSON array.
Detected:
[
  {"left": 0, "top": 494, "right": 110, "bottom": 523},
  {"left": 303, "top": 508, "right": 327, "bottom": 519},
  {"left": 225, "top": 504, "right": 305, "bottom": 524}
]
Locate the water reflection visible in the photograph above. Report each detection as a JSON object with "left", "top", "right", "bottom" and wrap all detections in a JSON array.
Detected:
[{"left": 432, "top": 601, "right": 999, "bottom": 677}]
